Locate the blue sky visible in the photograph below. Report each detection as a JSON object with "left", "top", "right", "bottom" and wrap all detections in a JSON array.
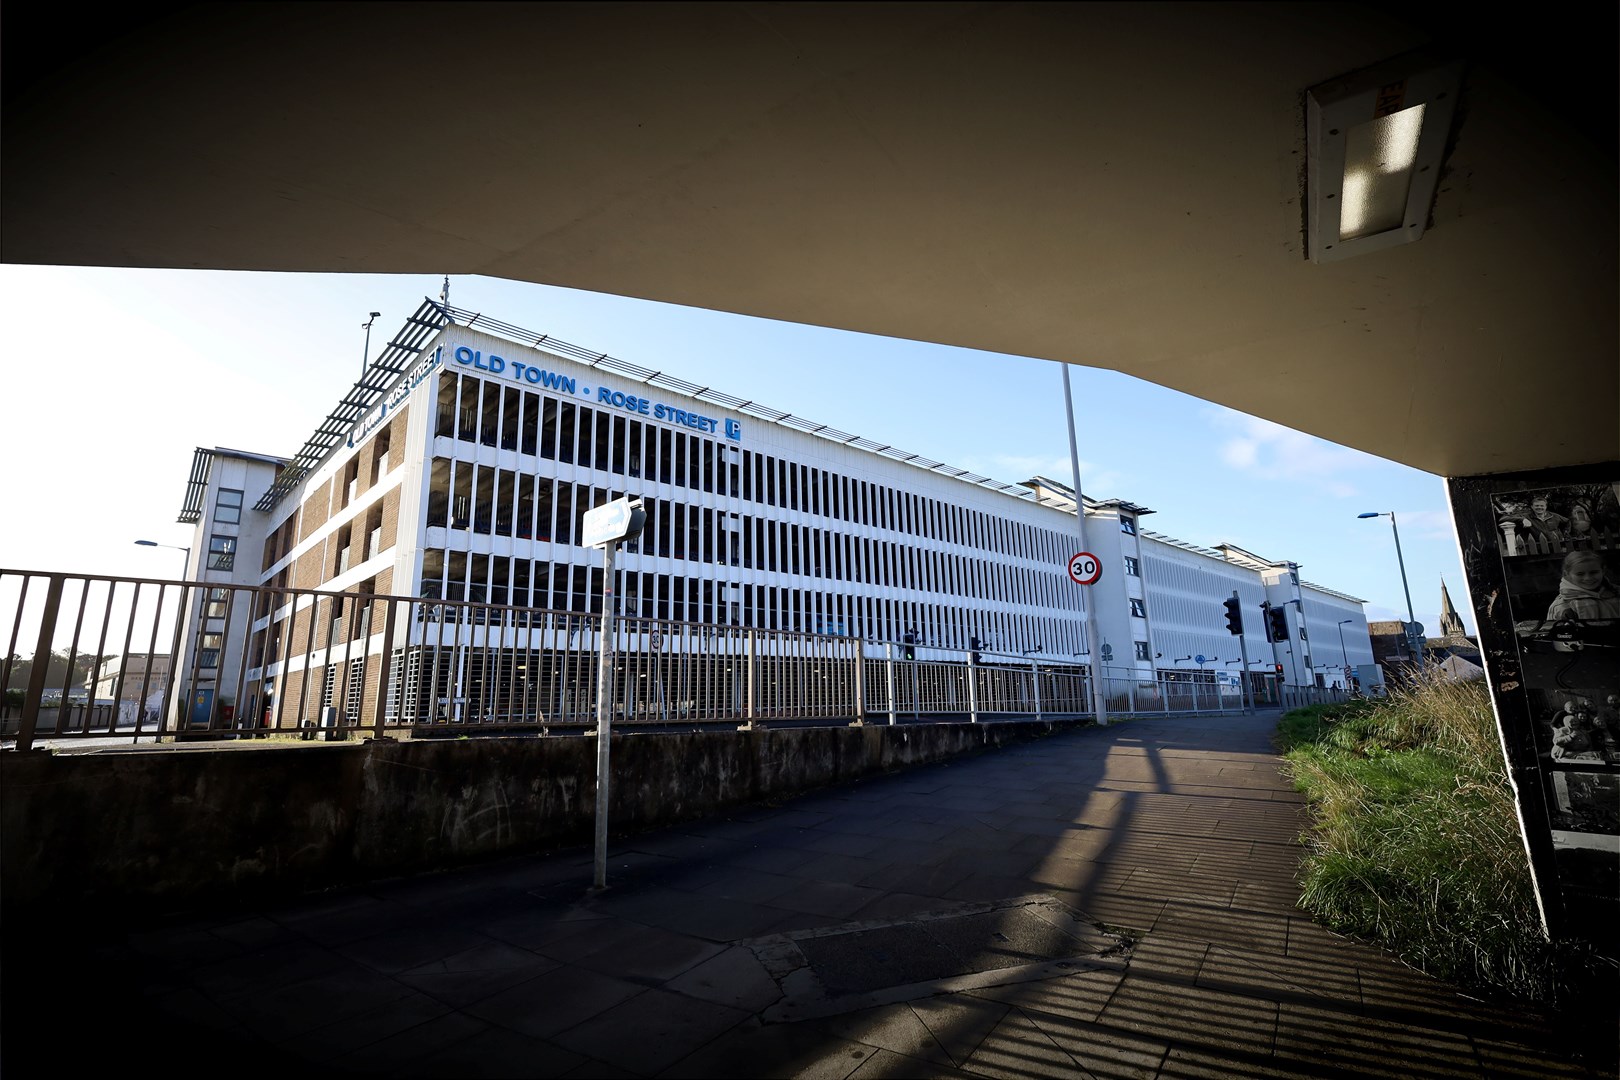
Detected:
[{"left": 0, "top": 265, "right": 1472, "bottom": 636}]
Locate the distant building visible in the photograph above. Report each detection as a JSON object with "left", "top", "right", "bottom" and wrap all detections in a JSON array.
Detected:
[
  {"left": 1425, "top": 578, "right": 1483, "bottom": 678},
  {"left": 163, "top": 298, "right": 1376, "bottom": 727},
  {"left": 93, "top": 653, "right": 173, "bottom": 725},
  {"left": 1434, "top": 578, "right": 1470, "bottom": 644},
  {"left": 92, "top": 653, "right": 171, "bottom": 704},
  {"left": 1370, "top": 581, "right": 1485, "bottom": 684},
  {"left": 1369, "top": 620, "right": 1420, "bottom": 672}
]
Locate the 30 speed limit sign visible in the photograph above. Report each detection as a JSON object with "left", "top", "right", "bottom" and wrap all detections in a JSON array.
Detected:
[{"left": 1068, "top": 551, "right": 1102, "bottom": 586}]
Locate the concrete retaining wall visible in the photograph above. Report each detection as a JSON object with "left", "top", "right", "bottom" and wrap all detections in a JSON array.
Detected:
[{"left": 1, "top": 719, "right": 1087, "bottom": 918}]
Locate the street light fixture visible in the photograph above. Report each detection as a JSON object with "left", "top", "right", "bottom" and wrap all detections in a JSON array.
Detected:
[
  {"left": 362, "top": 311, "right": 381, "bottom": 375},
  {"left": 1358, "top": 512, "right": 1423, "bottom": 668},
  {"left": 134, "top": 539, "right": 191, "bottom": 573}
]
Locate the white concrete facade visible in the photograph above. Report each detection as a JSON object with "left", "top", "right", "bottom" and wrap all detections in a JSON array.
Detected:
[{"left": 176, "top": 309, "right": 1375, "bottom": 707}]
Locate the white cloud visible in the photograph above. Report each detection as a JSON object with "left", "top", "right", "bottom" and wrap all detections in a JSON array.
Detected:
[
  {"left": 1391, "top": 508, "right": 1457, "bottom": 542},
  {"left": 1209, "top": 409, "right": 1369, "bottom": 496}
]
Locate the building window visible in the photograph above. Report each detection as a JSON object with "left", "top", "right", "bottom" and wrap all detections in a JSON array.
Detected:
[
  {"left": 1124, "top": 556, "right": 1140, "bottom": 577},
  {"left": 199, "top": 632, "right": 222, "bottom": 670},
  {"left": 214, "top": 489, "right": 243, "bottom": 524},
  {"left": 1129, "top": 598, "right": 1146, "bottom": 618},
  {"left": 1134, "top": 640, "right": 1151, "bottom": 662},
  {"left": 207, "top": 535, "right": 236, "bottom": 571},
  {"left": 1119, "top": 516, "right": 1136, "bottom": 535}
]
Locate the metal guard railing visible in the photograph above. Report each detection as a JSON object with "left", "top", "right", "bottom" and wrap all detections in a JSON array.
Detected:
[{"left": 1, "top": 569, "right": 1354, "bottom": 750}]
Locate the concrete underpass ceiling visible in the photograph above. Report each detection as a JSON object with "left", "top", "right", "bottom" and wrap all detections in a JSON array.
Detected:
[{"left": 3, "top": 2, "right": 1615, "bottom": 478}]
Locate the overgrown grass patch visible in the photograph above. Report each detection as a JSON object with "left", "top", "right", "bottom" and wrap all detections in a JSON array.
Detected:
[{"left": 1278, "top": 673, "right": 1599, "bottom": 1005}]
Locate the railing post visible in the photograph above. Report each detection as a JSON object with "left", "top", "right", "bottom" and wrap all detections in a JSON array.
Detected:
[
  {"left": 1031, "top": 658, "right": 1041, "bottom": 721},
  {"left": 853, "top": 639, "right": 866, "bottom": 725},
  {"left": 370, "top": 594, "right": 398, "bottom": 740},
  {"left": 1127, "top": 675, "right": 1136, "bottom": 714},
  {"left": 967, "top": 651, "right": 979, "bottom": 724},
  {"left": 885, "top": 642, "right": 897, "bottom": 726},
  {"left": 593, "top": 540, "right": 617, "bottom": 891},
  {"left": 18, "top": 574, "right": 65, "bottom": 752},
  {"left": 746, "top": 629, "right": 757, "bottom": 723}
]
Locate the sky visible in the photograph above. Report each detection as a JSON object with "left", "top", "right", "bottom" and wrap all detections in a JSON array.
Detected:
[{"left": 0, "top": 264, "right": 1473, "bottom": 639}]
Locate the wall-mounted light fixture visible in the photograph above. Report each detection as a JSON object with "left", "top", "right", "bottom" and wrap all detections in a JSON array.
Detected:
[{"left": 1306, "top": 50, "right": 1463, "bottom": 263}]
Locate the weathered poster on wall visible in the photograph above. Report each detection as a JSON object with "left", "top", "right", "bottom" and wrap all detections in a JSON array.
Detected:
[{"left": 1448, "top": 464, "right": 1619, "bottom": 945}]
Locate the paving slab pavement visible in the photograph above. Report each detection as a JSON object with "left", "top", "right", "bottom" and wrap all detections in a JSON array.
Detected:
[{"left": 7, "top": 710, "right": 1614, "bottom": 1078}]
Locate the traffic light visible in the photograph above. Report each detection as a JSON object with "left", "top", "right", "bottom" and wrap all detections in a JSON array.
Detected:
[
  {"left": 1266, "top": 605, "right": 1289, "bottom": 641},
  {"left": 1222, "top": 596, "right": 1243, "bottom": 635},
  {"left": 969, "top": 635, "right": 982, "bottom": 664}
]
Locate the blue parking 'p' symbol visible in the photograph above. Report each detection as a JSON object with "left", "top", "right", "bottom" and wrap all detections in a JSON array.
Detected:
[{"left": 725, "top": 419, "right": 743, "bottom": 441}]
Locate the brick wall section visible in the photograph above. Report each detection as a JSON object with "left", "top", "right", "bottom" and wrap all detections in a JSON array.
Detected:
[
  {"left": 388, "top": 407, "right": 409, "bottom": 471},
  {"left": 307, "top": 665, "right": 329, "bottom": 722},
  {"left": 275, "top": 670, "right": 307, "bottom": 731},
  {"left": 300, "top": 480, "right": 332, "bottom": 541},
  {"left": 311, "top": 598, "right": 333, "bottom": 654},
  {"left": 263, "top": 516, "right": 299, "bottom": 577},
  {"left": 357, "top": 652, "right": 385, "bottom": 729},
  {"left": 357, "top": 440, "right": 377, "bottom": 499},
  {"left": 288, "top": 603, "right": 315, "bottom": 662},
  {"left": 294, "top": 547, "right": 324, "bottom": 591},
  {"left": 381, "top": 487, "right": 401, "bottom": 552}
]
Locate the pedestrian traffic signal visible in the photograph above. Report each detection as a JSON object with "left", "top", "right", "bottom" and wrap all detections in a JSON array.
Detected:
[
  {"left": 1266, "top": 605, "right": 1289, "bottom": 641},
  {"left": 1222, "top": 596, "right": 1243, "bottom": 635}
]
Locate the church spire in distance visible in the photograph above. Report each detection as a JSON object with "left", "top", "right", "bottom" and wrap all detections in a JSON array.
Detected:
[{"left": 1438, "top": 576, "right": 1467, "bottom": 640}]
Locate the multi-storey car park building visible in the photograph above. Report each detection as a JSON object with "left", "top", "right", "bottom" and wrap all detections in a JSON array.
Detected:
[{"left": 168, "top": 298, "right": 1374, "bottom": 731}]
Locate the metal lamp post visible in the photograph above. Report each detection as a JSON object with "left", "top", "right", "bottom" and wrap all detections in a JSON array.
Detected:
[
  {"left": 361, "top": 312, "right": 381, "bottom": 375},
  {"left": 1336, "top": 619, "right": 1352, "bottom": 683},
  {"left": 1358, "top": 512, "right": 1423, "bottom": 668},
  {"left": 1060, "top": 363, "right": 1107, "bottom": 725}
]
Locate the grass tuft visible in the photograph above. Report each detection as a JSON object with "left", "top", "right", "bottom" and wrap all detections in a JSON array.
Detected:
[{"left": 1278, "top": 671, "right": 1606, "bottom": 1007}]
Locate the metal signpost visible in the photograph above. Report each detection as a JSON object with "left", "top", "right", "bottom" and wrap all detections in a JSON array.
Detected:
[
  {"left": 1066, "top": 547, "right": 1106, "bottom": 722},
  {"left": 582, "top": 496, "right": 646, "bottom": 891},
  {"left": 1061, "top": 364, "right": 1108, "bottom": 726}
]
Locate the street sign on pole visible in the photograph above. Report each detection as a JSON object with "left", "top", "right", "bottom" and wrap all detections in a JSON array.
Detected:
[
  {"left": 582, "top": 497, "right": 646, "bottom": 549},
  {"left": 1068, "top": 551, "right": 1102, "bottom": 586},
  {"left": 592, "top": 538, "right": 619, "bottom": 890},
  {"left": 587, "top": 501, "right": 644, "bottom": 890}
]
